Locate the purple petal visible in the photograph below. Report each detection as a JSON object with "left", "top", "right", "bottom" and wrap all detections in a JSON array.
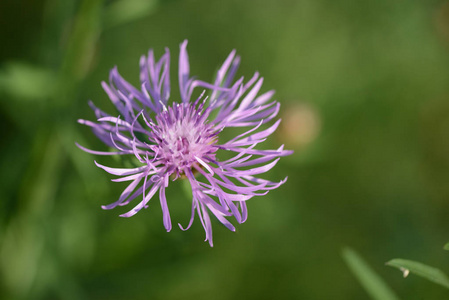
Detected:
[
  {"left": 102, "top": 174, "right": 144, "bottom": 210},
  {"left": 159, "top": 182, "right": 172, "bottom": 231},
  {"left": 179, "top": 40, "right": 190, "bottom": 103},
  {"left": 94, "top": 161, "right": 148, "bottom": 176},
  {"left": 120, "top": 181, "right": 160, "bottom": 217}
]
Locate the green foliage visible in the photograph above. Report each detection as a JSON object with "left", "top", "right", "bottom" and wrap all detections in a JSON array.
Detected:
[
  {"left": 0, "top": 62, "right": 55, "bottom": 100},
  {"left": 342, "top": 248, "right": 400, "bottom": 300},
  {"left": 103, "top": 0, "right": 159, "bottom": 29},
  {"left": 386, "top": 259, "right": 449, "bottom": 290},
  {"left": 444, "top": 243, "right": 449, "bottom": 251},
  {"left": 1, "top": 0, "right": 449, "bottom": 299}
]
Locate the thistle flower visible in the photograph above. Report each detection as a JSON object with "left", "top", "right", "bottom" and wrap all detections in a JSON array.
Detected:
[{"left": 78, "top": 41, "right": 292, "bottom": 246}]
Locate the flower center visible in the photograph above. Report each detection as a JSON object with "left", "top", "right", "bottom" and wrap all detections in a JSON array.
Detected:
[{"left": 150, "top": 103, "right": 218, "bottom": 175}]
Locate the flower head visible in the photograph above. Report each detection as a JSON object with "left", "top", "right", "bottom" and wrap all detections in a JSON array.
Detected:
[{"left": 78, "top": 40, "right": 292, "bottom": 246}]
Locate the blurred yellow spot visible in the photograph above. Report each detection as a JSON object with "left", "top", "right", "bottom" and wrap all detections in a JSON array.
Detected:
[
  {"left": 435, "top": 1, "right": 449, "bottom": 45},
  {"left": 279, "top": 103, "right": 321, "bottom": 149}
]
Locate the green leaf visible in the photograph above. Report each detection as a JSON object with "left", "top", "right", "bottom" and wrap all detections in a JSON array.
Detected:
[
  {"left": 386, "top": 258, "right": 449, "bottom": 289},
  {"left": 444, "top": 243, "right": 449, "bottom": 251},
  {"left": 103, "top": 0, "right": 158, "bottom": 29},
  {"left": 342, "top": 247, "right": 400, "bottom": 300},
  {"left": 0, "top": 62, "right": 56, "bottom": 100},
  {"left": 61, "top": 0, "right": 104, "bottom": 82}
]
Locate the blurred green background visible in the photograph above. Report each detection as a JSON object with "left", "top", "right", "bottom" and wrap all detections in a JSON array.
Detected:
[{"left": 2, "top": 0, "right": 449, "bottom": 299}]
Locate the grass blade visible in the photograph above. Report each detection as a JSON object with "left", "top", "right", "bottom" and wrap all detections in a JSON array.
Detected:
[
  {"left": 386, "top": 258, "right": 449, "bottom": 289},
  {"left": 343, "top": 247, "right": 400, "bottom": 300}
]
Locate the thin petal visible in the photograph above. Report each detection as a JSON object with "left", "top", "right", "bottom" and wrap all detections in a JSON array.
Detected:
[
  {"left": 119, "top": 182, "right": 160, "bottom": 217},
  {"left": 102, "top": 174, "right": 144, "bottom": 209},
  {"left": 94, "top": 161, "right": 148, "bottom": 176},
  {"left": 159, "top": 183, "right": 172, "bottom": 231},
  {"left": 179, "top": 40, "right": 190, "bottom": 103}
]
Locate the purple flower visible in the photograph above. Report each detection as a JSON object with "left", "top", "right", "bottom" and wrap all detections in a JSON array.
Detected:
[{"left": 78, "top": 40, "right": 292, "bottom": 246}]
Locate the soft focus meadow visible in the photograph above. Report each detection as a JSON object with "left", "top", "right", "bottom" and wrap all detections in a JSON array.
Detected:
[{"left": 2, "top": 0, "right": 449, "bottom": 299}]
